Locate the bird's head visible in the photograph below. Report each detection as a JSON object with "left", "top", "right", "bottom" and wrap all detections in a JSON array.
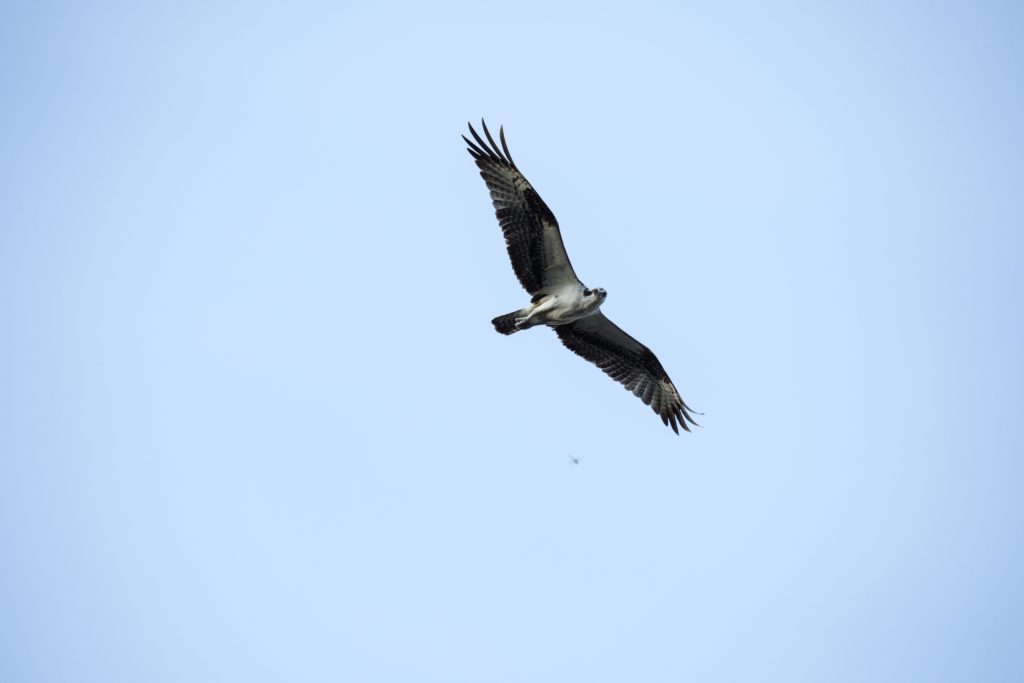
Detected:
[{"left": 583, "top": 287, "right": 607, "bottom": 302}]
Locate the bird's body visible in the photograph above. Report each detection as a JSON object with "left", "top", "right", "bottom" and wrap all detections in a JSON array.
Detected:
[
  {"left": 492, "top": 282, "right": 606, "bottom": 333},
  {"left": 463, "top": 120, "right": 698, "bottom": 434}
]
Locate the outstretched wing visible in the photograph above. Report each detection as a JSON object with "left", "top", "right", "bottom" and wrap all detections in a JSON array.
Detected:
[
  {"left": 555, "top": 312, "right": 699, "bottom": 434},
  {"left": 463, "top": 120, "right": 581, "bottom": 295}
]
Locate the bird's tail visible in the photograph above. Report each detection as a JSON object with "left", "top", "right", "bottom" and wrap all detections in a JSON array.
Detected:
[{"left": 491, "top": 310, "right": 522, "bottom": 335}]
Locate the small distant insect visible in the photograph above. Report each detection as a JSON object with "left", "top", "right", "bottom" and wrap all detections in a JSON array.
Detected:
[{"left": 568, "top": 455, "right": 580, "bottom": 465}]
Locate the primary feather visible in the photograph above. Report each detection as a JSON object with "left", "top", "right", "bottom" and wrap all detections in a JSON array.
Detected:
[{"left": 465, "top": 120, "right": 699, "bottom": 434}]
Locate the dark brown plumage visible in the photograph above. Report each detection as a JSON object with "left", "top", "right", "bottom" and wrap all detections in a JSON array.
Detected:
[{"left": 465, "top": 120, "right": 698, "bottom": 434}]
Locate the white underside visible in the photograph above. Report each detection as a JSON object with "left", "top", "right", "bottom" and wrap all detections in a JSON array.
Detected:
[{"left": 516, "top": 285, "right": 602, "bottom": 329}]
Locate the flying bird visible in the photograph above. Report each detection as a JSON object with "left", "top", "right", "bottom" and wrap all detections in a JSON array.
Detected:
[{"left": 463, "top": 120, "right": 699, "bottom": 434}]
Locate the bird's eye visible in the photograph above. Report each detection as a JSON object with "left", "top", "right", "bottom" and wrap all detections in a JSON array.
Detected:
[{"left": 583, "top": 288, "right": 592, "bottom": 296}]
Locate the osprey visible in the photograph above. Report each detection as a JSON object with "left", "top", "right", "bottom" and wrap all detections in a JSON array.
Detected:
[{"left": 464, "top": 121, "right": 699, "bottom": 434}]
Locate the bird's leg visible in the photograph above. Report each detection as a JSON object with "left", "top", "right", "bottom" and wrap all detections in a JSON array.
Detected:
[{"left": 516, "top": 295, "right": 557, "bottom": 328}]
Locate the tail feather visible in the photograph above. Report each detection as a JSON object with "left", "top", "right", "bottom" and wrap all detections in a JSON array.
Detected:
[{"left": 491, "top": 311, "right": 521, "bottom": 335}]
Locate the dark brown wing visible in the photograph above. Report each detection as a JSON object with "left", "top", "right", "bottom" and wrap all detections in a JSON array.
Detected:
[
  {"left": 555, "top": 312, "right": 699, "bottom": 434},
  {"left": 463, "top": 120, "right": 581, "bottom": 295}
]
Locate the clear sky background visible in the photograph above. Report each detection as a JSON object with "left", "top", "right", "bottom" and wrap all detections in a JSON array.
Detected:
[{"left": 2, "top": 2, "right": 1022, "bottom": 681}]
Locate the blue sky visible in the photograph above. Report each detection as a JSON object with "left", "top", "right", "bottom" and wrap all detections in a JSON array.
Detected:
[{"left": 2, "top": 2, "right": 1022, "bottom": 681}]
